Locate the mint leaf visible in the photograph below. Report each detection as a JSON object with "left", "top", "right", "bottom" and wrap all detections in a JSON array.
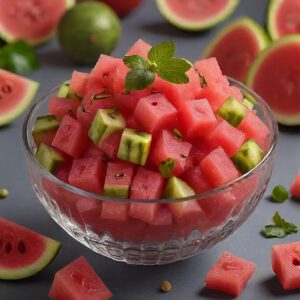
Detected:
[
  {"left": 159, "top": 158, "right": 175, "bottom": 178},
  {"left": 0, "top": 40, "right": 39, "bottom": 74},
  {"left": 263, "top": 225, "right": 286, "bottom": 238},
  {"left": 125, "top": 69, "right": 155, "bottom": 91},
  {"left": 148, "top": 41, "right": 175, "bottom": 66},
  {"left": 123, "top": 55, "right": 149, "bottom": 70}
]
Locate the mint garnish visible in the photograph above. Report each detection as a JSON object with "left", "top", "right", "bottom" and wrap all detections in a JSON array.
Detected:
[
  {"left": 123, "top": 41, "right": 192, "bottom": 91},
  {"left": 262, "top": 211, "right": 298, "bottom": 238},
  {"left": 159, "top": 158, "right": 175, "bottom": 178}
]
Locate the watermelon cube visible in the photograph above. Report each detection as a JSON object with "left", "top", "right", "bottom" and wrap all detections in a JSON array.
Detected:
[
  {"left": 49, "top": 256, "right": 112, "bottom": 300},
  {"left": 238, "top": 111, "right": 270, "bottom": 150},
  {"left": 68, "top": 157, "right": 105, "bottom": 194},
  {"left": 112, "top": 61, "right": 129, "bottom": 95},
  {"left": 48, "top": 97, "right": 80, "bottom": 120},
  {"left": 125, "top": 39, "right": 151, "bottom": 59},
  {"left": 229, "top": 85, "right": 243, "bottom": 101},
  {"left": 100, "top": 202, "right": 129, "bottom": 222},
  {"left": 178, "top": 99, "right": 217, "bottom": 139},
  {"left": 204, "top": 119, "right": 246, "bottom": 157},
  {"left": 70, "top": 71, "right": 90, "bottom": 97},
  {"left": 52, "top": 115, "right": 89, "bottom": 158},
  {"left": 272, "top": 242, "right": 300, "bottom": 290},
  {"left": 76, "top": 105, "right": 93, "bottom": 129},
  {"left": 126, "top": 114, "right": 141, "bottom": 130},
  {"left": 129, "top": 168, "right": 165, "bottom": 224},
  {"left": 205, "top": 252, "right": 256, "bottom": 297},
  {"left": 200, "top": 147, "right": 239, "bottom": 187},
  {"left": 150, "top": 130, "right": 192, "bottom": 176},
  {"left": 134, "top": 93, "right": 177, "bottom": 133},
  {"left": 104, "top": 162, "right": 135, "bottom": 198},
  {"left": 187, "top": 68, "right": 203, "bottom": 98},
  {"left": 291, "top": 173, "right": 300, "bottom": 198},
  {"left": 98, "top": 131, "right": 122, "bottom": 159},
  {"left": 82, "top": 144, "right": 107, "bottom": 161}
]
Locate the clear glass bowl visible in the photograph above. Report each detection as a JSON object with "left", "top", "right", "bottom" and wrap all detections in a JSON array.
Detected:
[{"left": 22, "top": 78, "right": 278, "bottom": 265}]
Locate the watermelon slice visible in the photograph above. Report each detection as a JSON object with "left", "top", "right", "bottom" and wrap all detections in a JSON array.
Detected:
[
  {"left": 203, "top": 17, "right": 269, "bottom": 82},
  {"left": 247, "top": 35, "right": 300, "bottom": 125},
  {"left": 0, "top": 69, "right": 39, "bottom": 126},
  {"left": 267, "top": 0, "right": 300, "bottom": 40},
  {"left": 205, "top": 251, "right": 256, "bottom": 296},
  {"left": 49, "top": 256, "right": 112, "bottom": 300},
  {"left": 290, "top": 172, "right": 300, "bottom": 198},
  {"left": 70, "top": 71, "right": 90, "bottom": 98},
  {"left": 0, "top": 218, "right": 61, "bottom": 280},
  {"left": 156, "top": 0, "right": 239, "bottom": 31},
  {"left": 48, "top": 96, "right": 81, "bottom": 120},
  {"left": 125, "top": 38, "right": 151, "bottom": 58},
  {"left": 272, "top": 242, "right": 300, "bottom": 290},
  {"left": 0, "top": 0, "right": 75, "bottom": 45}
]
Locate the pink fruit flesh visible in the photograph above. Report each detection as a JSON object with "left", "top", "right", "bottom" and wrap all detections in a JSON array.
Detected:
[{"left": 291, "top": 172, "right": 300, "bottom": 198}]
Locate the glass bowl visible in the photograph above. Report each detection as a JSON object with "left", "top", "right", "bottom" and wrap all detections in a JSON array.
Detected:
[{"left": 22, "top": 78, "right": 278, "bottom": 265}]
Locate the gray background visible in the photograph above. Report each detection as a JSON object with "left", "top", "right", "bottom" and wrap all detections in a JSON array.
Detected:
[{"left": 1, "top": 0, "right": 300, "bottom": 299}]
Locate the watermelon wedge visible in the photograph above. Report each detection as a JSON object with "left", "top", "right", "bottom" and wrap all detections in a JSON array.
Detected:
[
  {"left": 247, "top": 35, "right": 300, "bottom": 125},
  {"left": 156, "top": 0, "right": 240, "bottom": 31},
  {"left": 290, "top": 172, "right": 300, "bottom": 198},
  {"left": 0, "top": 69, "right": 39, "bottom": 126},
  {"left": 0, "top": 218, "right": 61, "bottom": 280},
  {"left": 0, "top": 0, "right": 75, "bottom": 45},
  {"left": 203, "top": 17, "right": 269, "bottom": 82}
]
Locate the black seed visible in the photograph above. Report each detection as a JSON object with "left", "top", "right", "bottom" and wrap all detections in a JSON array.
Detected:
[
  {"left": 4, "top": 242, "right": 12, "bottom": 254},
  {"left": 18, "top": 240, "right": 26, "bottom": 254},
  {"left": 115, "top": 172, "right": 125, "bottom": 179}
]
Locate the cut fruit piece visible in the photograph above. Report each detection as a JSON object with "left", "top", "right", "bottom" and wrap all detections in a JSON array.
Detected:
[
  {"left": 203, "top": 17, "right": 269, "bottom": 82},
  {"left": 57, "top": 80, "right": 72, "bottom": 98},
  {"left": 243, "top": 98, "right": 254, "bottom": 110},
  {"left": 101, "top": 202, "right": 129, "bottom": 222},
  {"left": 156, "top": 0, "right": 239, "bottom": 32},
  {"left": 0, "top": 218, "right": 61, "bottom": 280},
  {"left": 0, "top": 0, "right": 74, "bottom": 45},
  {"left": 70, "top": 71, "right": 90, "bottom": 98},
  {"left": 272, "top": 242, "right": 300, "bottom": 290},
  {"left": 0, "top": 69, "right": 39, "bottom": 126},
  {"left": 103, "top": 161, "right": 135, "bottom": 198},
  {"left": 88, "top": 108, "right": 125, "bottom": 145},
  {"left": 98, "top": 131, "right": 122, "bottom": 159},
  {"left": 205, "top": 251, "right": 256, "bottom": 297},
  {"left": 232, "top": 139, "right": 265, "bottom": 174},
  {"left": 267, "top": 0, "right": 300, "bottom": 40},
  {"left": 218, "top": 97, "right": 248, "bottom": 127},
  {"left": 35, "top": 143, "right": 64, "bottom": 173},
  {"left": 246, "top": 35, "right": 300, "bottom": 126},
  {"left": 164, "top": 176, "right": 195, "bottom": 199},
  {"left": 290, "top": 172, "right": 300, "bottom": 198},
  {"left": 126, "top": 38, "right": 151, "bottom": 58},
  {"left": 48, "top": 96, "right": 81, "bottom": 120},
  {"left": 49, "top": 256, "right": 112, "bottom": 300},
  {"left": 117, "top": 128, "right": 152, "bottom": 166}
]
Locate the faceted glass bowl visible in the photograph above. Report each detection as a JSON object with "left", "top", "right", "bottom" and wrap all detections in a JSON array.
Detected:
[{"left": 22, "top": 78, "right": 278, "bottom": 265}]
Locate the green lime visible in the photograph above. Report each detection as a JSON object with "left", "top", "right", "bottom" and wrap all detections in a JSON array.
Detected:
[{"left": 58, "top": 2, "right": 121, "bottom": 64}]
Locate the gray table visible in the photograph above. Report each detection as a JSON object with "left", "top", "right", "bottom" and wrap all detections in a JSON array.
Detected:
[{"left": 1, "top": 0, "right": 300, "bottom": 299}]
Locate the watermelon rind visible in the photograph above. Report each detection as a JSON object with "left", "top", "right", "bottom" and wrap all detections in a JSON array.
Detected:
[
  {"left": 156, "top": 0, "right": 240, "bottom": 31},
  {"left": 0, "top": 237, "right": 61, "bottom": 280},
  {"left": 267, "top": 0, "right": 285, "bottom": 41},
  {"left": 0, "top": 0, "right": 75, "bottom": 46},
  {"left": 246, "top": 34, "right": 300, "bottom": 126},
  {"left": 0, "top": 79, "right": 39, "bottom": 127},
  {"left": 203, "top": 17, "right": 269, "bottom": 58}
]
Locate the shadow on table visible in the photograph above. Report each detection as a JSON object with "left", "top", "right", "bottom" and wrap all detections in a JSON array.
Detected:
[
  {"left": 278, "top": 124, "right": 300, "bottom": 134},
  {"left": 199, "top": 287, "right": 232, "bottom": 299},
  {"left": 261, "top": 276, "right": 300, "bottom": 297}
]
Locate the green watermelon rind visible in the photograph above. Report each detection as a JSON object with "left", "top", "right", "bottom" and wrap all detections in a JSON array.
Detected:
[
  {"left": 0, "top": 0, "right": 75, "bottom": 46},
  {"left": 0, "top": 238, "right": 61, "bottom": 280},
  {"left": 267, "top": 0, "right": 285, "bottom": 41},
  {"left": 246, "top": 34, "right": 300, "bottom": 126},
  {"left": 0, "top": 80, "right": 39, "bottom": 127},
  {"left": 156, "top": 0, "right": 240, "bottom": 31},
  {"left": 203, "top": 17, "right": 269, "bottom": 58}
]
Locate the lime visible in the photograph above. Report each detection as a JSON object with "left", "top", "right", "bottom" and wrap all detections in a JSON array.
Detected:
[{"left": 58, "top": 2, "right": 121, "bottom": 64}]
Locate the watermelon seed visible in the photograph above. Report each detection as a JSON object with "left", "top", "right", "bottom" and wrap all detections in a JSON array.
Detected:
[
  {"left": 180, "top": 154, "right": 187, "bottom": 159},
  {"left": 18, "top": 240, "right": 26, "bottom": 254},
  {"left": 4, "top": 242, "right": 12, "bottom": 254},
  {"left": 102, "top": 73, "right": 109, "bottom": 79},
  {"left": 115, "top": 172, "right": 125, "bottom": 179},
  {"left": 151, "top": 102, "right": 158, "bottom": 106},
  {"left": 1, "top": 84, "right": 12, "bottom": 94},
  {"left": 292, "top": 258, "right": 300, "bottom": 266}
]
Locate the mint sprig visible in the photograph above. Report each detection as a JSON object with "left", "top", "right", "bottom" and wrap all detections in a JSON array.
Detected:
[
  {"left": 262, "top": 211, "right": 298, "bottom": 238},
  {"left": 123, "top": 41, "right": 192, "bottom": 91}
]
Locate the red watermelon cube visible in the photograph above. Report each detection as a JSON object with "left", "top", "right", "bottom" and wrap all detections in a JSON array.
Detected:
[
  {"left": 70, "top": 71, "right": 90, "bottom": 97},
  {"left": 100, "top": 202, "right": 129, "bottom": 222},
  {"left": 126, "top": 115, "right": 141, "bottom": 130},
  {"left": 178, "top": 99, "right": 217, "bottom": 139},
  {"left": 272, "top": 242, "right": 300, "bottom": 290},
  {"left": 98, "top": 131, "right": 122, "bottom": 159},
  {"left": 129, "top": 168, "right": 165, "bottom": 224},
  {"left": 187, "top": 68, "right": 203, "bottom": 99},
  {"left": 126, "top": 39, "right": 151, "bottom": 59},
  {"left": 48, "top": 97, "right": 80, "bottom": 120},
  {"left": 133, "top": 93, "right": 177, "bottom": 133},
  {"left": 238, "top": 111, "right": 270, "bottom": 151},
  {"left": 68, "top": 157, "right": 105, "bottom": 194},
  {"left": 205, "top": 251, "right": 256, "bottom": 296},
  {"left": 200, "top": 147, "right": 239, "bottom": 187},
  {"left": 49, "top": 256, "right": 112, "bottom": 300},
  {"left": 82, "top": 144, "right": 107, "bottom": 161},
  {"left": 52, "top": 115, "right": 88, "bottom": 158},
  {"left": 291, "top": 173, "right": 300, "bottom": 199},
  {"left": 150, "top": 130, "right": 192, "bottom": 176},
  {"left": 204, "top": 119, "right": 246, "bottom": 157}
]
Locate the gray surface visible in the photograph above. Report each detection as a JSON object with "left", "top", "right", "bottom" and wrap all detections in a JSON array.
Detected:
[{"left": 1, "top": 0, "right": 300, "bottom": 299}]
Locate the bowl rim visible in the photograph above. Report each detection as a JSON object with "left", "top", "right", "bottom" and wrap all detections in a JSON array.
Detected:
[{"left": 22, "top": 78, "right": 279, "bottom": 204}]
